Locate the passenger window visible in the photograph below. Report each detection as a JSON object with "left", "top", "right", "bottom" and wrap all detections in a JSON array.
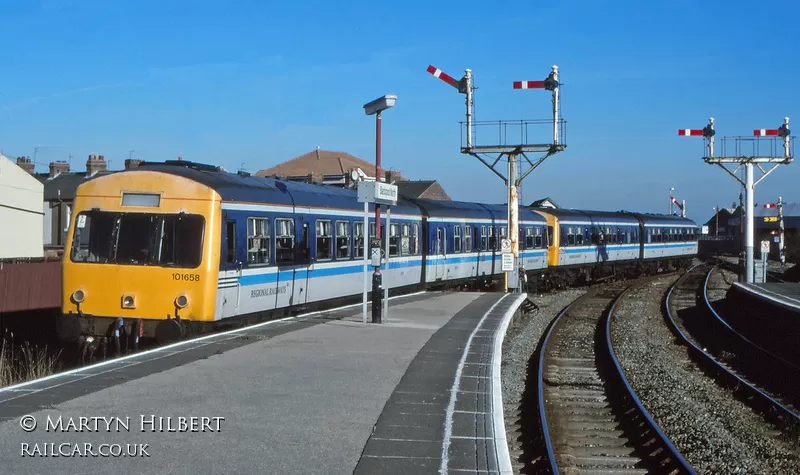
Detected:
[
  {"left": 247, "top": 217, "right": 270, "bottom": 265},
  {"left": 275, "top": 218, "right": 295, "bottom": 264},
  {"left": 411, "top": 224, "right": 419, "bottom": 255},
  {"left": 454, "top": 225, "right": 462, "bottom": 253},
  {"left": 489, "top": 227, "right": 497, "bottom": 250},
  {"left": 547, "top": 226, "right": 553, "bottom": 247},
  {"left": 335, "top": 220, "right": 350, "bottom": 259},
  {"left": 316, "top": 220, "right": 333, "bottom": 260},
  {"left": 535, "top": 228, "right": 543, "bottom": 248},
  {"left": 437, "top": 228, "right": 444, "bottom": 254},
  {"left": 401, "top": 224, "right": 410, "bottom": 255},
  {"left": 354, "top": 222, "right": 364, "bottom": 258},
  {"left": 525, "top": 228, "right": 534, "bottom": 249},
  {"left": 464, "top": 226, "right": 472, "bottom": 252},
  {"left": 567, "top": 227, "right": 575, "bottom": 246},
  {"left": 481, "top": 226, "right": 487, "bottom": 251},
  {"left": 226, "top": 220, "right": 236, "bottom": 264},
  {"left": 389, "top": 224, "right": 399, "bottom": 256}
]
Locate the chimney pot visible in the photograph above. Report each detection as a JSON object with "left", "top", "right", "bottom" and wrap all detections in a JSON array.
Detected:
[
  {"left": 85, "top": 154, "right": 107, "bottom": 176},
  {"left": 15, "top": 156, "right": 35, "bottom": 174},
  {"left": 48, "top": 160, "right": 70, "bottom": 178},
  {"left": 124, "top": 158, "right": 143, "bottom": 170}
]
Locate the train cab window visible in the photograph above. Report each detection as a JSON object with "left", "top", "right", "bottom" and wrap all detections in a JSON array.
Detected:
[
  {"left": 246, "top": 217, "right": 270, "bottom": 265},
  {"left": 389, "top": 224, "right": 400, "bottom": 256},
  {"left": 454, "top": 225, "right": 462, "bottom": 253},
  {"left": 70, "top": 212, "right": 116, "bottom": 263},
  {"left": 354, "top": 222, "right": 364, "bottom": 258},
  {"left": 525, "top": 227, "right": 534, "bottom": 249},
  {"left": 464, "top": 226, "right": 472, "bottom": 252},
  {"left": 411, "top": 224, "right": 419, "bottom": 255},
  {"left": 275, "top": 218, "right": 295, "bottom": 264},
  {"left": 316, "top": 220, "right": 333, "bottom": 261},
  {"left": 335, "top": 220, "right": 350, "bottom": 259}
]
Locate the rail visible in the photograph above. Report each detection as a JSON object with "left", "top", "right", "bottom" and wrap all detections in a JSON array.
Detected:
[
  {"left": 664, "top": 265, "right": 800, "bottom": 426},
  {"left": 605, "top": 286, "right": 696, "bottom": 474},
  {"left": 537, "top": 282, "right": 693, "bottom": 474}
]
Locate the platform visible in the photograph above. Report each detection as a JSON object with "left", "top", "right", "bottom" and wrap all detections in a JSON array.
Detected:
[
  {"left": 729, "top": 282, "right": 800, "bottom": 313},
  {"left": 0, "top": 290, "right": 527, "bottom": 474}
]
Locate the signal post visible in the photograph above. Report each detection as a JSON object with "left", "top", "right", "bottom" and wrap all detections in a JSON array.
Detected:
[
  {"left": 679, "top": 117, "right": 794, "bottom": 283},
  {"left": 426, "top": 64, "right": 567, "bottom": 292}
]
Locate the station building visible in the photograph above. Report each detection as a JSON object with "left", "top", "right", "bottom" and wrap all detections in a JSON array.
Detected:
[
  {"left": 704, "top": 202, "right": 800, "bottom": 263},
  {"left": 0, "top": 154, "right": 44, "bottom": 259}
]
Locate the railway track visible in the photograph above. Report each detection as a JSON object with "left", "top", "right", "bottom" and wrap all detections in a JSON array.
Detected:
[
  {"left": 537, "top": 279, "right": 694, "bottom": 474},
  {"left": 665, "top": 264, "right": 800, "bottom": 431}
]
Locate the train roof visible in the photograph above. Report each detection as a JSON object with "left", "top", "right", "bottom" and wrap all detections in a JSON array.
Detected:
[
  {"left": 127, "top": 161, "right": 422, "bottom": 215},
  {"left": 630, "top": 212, "right": 698, "bottom": 227},
  {"left": 531, "top": 207, "right": 640, "bottom": 224},
  {"left": 532, "top": 207, "right": 698, "bottom": 227},
  {"left": 409, "top": 198, "right": 546, "bottom": 223}
]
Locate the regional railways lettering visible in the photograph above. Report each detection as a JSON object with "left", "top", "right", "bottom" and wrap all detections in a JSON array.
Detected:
[{"left": 251, "top": 286, "right": 287, "bottom": 298}]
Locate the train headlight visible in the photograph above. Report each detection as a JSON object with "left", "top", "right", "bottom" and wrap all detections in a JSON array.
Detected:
[
  {"left": 72, "top": 289, "right": 86, "bottom": 303},
  {"left": 122, "top": 294, "right": 136, "bottom": 309},
  {"left": 175, "top": 294, "right": 189, "bottom": 309}
]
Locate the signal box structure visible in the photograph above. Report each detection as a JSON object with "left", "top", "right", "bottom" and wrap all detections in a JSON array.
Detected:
[{"left": 426, "top": 64, "right": 567, "bottom": 292}]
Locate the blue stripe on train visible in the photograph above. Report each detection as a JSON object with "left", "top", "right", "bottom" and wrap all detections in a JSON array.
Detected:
[{"left": 226, "top": 250, "right": 548, "bottom": 286}]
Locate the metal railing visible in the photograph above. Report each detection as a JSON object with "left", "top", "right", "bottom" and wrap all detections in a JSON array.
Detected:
[{"left": 460, "top": 119, "right": 567, "bottom": 150}]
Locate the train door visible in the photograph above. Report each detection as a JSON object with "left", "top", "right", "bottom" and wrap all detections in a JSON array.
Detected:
[
  {"left": 274, "top": 216, "right": 302, "bottom": 310},
  {"left": 435, "top": 227, "right": 445, "bottom": 280},
  {"left": 291, "top": 218, "right": 310, "bottom": 307},
  {"left": 219, "top": 218, "right": 242, "bottom": 319}
]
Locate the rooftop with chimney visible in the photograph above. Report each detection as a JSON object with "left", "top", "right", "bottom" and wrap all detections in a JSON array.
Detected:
[{"left": 255, "top": 149, "right": 450, "bottom": 200}]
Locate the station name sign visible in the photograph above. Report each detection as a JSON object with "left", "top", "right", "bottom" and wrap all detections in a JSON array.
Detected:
[{"left": 357, "top": 181, "right": 398, "bottom": 206}]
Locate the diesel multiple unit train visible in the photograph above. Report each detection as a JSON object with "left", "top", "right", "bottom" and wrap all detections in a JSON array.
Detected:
[{"left": 60, "top": 160, "right": 699, "bottom": 350}]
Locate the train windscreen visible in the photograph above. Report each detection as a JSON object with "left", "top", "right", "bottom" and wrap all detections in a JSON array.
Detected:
[{"left": 70, "top": 211, "right": 205, "bottom": 268}]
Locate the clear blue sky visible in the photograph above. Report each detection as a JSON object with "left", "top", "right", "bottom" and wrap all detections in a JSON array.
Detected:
[{"left": 2, "top": 0, "right": 798, "bottom": 225}]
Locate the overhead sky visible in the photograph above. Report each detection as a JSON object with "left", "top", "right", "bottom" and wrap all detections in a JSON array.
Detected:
[{"left": 1, "top": 0, "right": 798, "bottom": 225}]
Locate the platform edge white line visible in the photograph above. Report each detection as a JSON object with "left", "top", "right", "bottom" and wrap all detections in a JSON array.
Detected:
[{"left": 492, "top": 293, "right": 528, "bottom": 475}]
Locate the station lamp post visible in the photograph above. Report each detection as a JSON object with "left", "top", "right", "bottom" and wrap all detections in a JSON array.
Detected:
[{"left": 363, "top": 94, "right": 397, "bottom": 324}]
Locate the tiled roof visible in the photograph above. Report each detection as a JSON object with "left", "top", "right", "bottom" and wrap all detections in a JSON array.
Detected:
[
  {"left": 397, "top": 181, "right": 450, "bottom": 200},
  {"left": 255, "top": 149, "right": 406, "bottom": 180},
  {"left": 36, "top": 171, "right": 116, "bottom": 201}
]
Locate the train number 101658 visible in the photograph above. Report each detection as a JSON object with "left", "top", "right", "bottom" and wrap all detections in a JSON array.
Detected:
[{"left": 172, "top": 273, "right": 201, "bottom": 282}]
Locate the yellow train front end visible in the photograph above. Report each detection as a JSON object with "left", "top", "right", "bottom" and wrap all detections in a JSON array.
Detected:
[
  {"left": 60, "top": 171, "right": 221, "bottom": 349},
  {"left": 533, "top": 210, "right": 561, "bottom": 267}
]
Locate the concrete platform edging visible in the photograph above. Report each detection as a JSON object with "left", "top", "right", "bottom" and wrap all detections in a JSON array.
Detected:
[{"left": 491, "top": 293, "right": 528, "bottom": 475}]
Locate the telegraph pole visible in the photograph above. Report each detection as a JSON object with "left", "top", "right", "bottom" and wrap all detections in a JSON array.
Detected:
[{"left": 679, "top": 117, "right": 794, "bottom": 283}]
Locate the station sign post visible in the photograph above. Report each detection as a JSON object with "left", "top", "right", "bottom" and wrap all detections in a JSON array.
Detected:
[
  {"left": 760, "top": 240, "right": 770, "bottom": 283},
  {"left": 357, "top": 181, "right": 398, "bottom": 324}
]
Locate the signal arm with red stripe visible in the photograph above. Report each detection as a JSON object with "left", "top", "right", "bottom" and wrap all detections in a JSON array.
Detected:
[
  {"left": 678, "top": 129, "right": 704, "bottom": 136},
  {"left": 426, "top": 65, "right": 459, "bottom": 89}
]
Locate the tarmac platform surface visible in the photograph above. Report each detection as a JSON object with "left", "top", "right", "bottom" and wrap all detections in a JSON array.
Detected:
[{"left": 0, "top": 290, "right": 525, "bottom": 474}]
